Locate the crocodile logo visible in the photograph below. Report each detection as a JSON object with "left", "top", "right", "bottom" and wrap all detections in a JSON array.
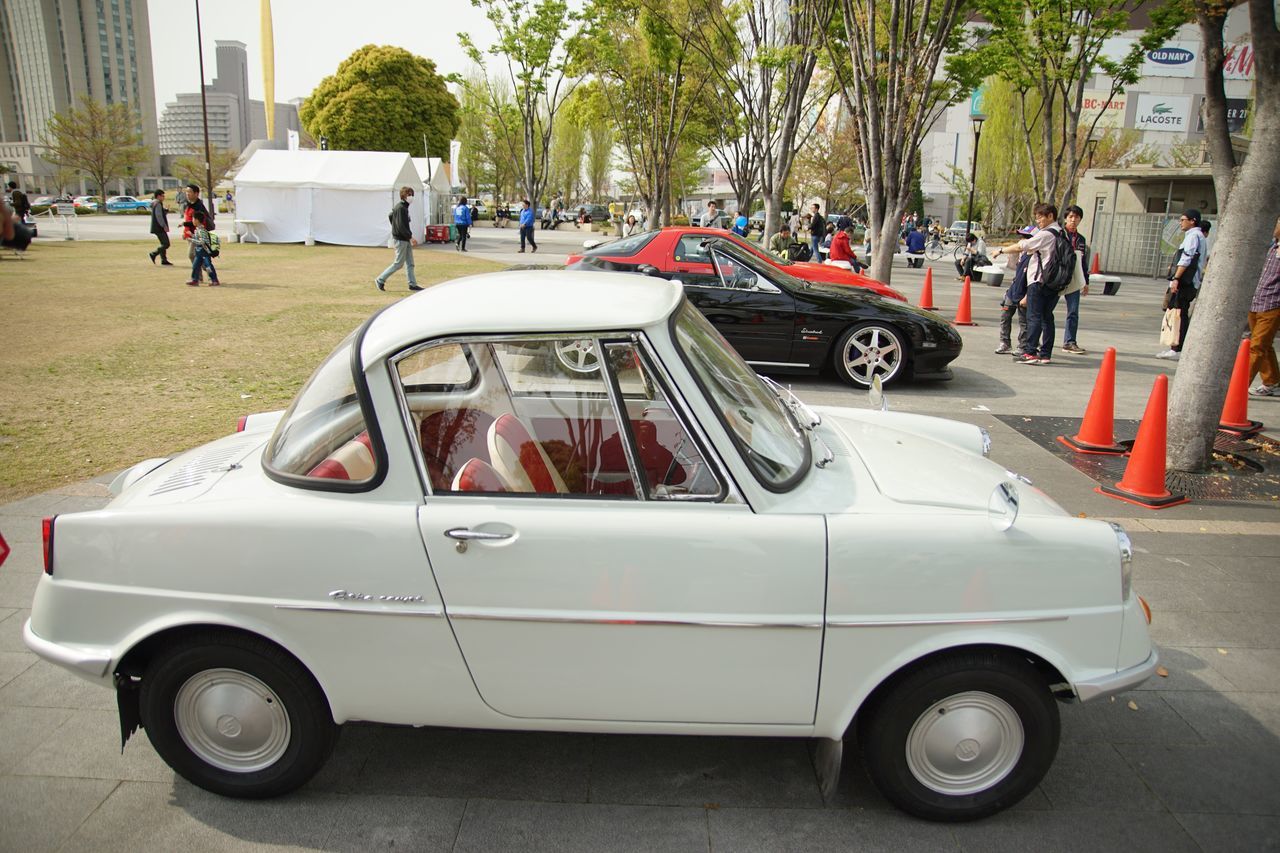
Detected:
[{"left": 1152, "top": 103, "right": 1173, "bottom": 114}]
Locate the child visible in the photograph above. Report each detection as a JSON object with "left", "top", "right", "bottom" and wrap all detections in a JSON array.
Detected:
[{"left": 187, "top": 210, "right": 220, "bottom": 287}]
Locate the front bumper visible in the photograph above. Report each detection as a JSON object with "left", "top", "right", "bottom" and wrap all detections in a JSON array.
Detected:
[
  {"left": 1073, "top": 649, "right": 1159, "bottom": 702},
  {"left": 23, "top": 619, "right": 112, "bottom": 680}
]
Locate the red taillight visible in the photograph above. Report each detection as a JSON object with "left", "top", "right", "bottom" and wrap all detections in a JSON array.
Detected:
[
  {"left": 235, "top": 415, "right": 248, "bottom": 432},
  {"left": 0, "top": 531, "right": 9, "bottom": 568},
  {"left": 42, "top": 516, "right": 55, "bottom": 575}
]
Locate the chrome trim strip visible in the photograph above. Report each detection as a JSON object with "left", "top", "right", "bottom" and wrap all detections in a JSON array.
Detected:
[
  {"left": 273, "top": 604, "right": 445, "bottom": 618},
  {"left": 745, "top": 360, "right": 809, "bottom": 368},
  {"left": 1075, "top": 649, "right": 1159, "bottom": 702},
  {"left": 826, "top": 615, "right": 1070, "bottom": 628},
  {"left": 447, "top": 611, "right": 822, "bottom": 629}
]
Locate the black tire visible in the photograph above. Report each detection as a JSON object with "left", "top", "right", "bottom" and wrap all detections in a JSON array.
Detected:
[
  {"left": 832, "top": 323, "right": 909, "bottom": 388},
  {"left": 139, "top": 632, "right": 339, "bottom": 798},
  {"left": 858, "top": 650, "right": 1059, "bottom": 822}
]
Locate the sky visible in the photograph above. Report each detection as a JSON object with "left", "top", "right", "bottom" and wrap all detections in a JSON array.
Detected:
[{"left": 147, "top": 0, "right": 497, "bottom": 114}]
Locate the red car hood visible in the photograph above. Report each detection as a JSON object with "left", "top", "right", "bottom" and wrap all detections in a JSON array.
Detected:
[{"left": 786, "top": 262, "right": 905, "bottom": 301}]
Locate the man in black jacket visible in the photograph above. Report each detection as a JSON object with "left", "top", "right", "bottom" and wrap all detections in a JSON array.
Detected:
[
  {"left": 148, "top": 190, "right": 173, "bottom": 265},
  {"left": 808, "top": 203, "right": 826, "bottom": 260},
  {"left": 375, "top": 186, "right": 421, "bottom": 292}
]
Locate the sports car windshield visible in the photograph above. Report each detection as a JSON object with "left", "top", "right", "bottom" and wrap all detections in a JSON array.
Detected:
[{"left": 673, "top": 302, "right": 809, "bottom": 490}]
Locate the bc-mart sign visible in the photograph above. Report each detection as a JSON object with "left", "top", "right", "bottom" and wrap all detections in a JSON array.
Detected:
[
  {"left": 1081, "top": 90, "right": 1126, "bottom": 129},
  {"left": 1134, "top": 94, "right": 1192, "bottom": 133}
]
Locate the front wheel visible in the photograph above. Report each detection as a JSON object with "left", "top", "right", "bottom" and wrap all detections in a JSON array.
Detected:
[
  {"left": 925, "top": 240, "right": 945, "bottom": 261},
  {"left": 858, "top": 651, "right": 1059, "bottom": 822},
  {"left": 139, "top": 632, "right": 339, "bottom": 798},
  {"left": 833, "top": 323, "right": 908, "bottom": 388}
]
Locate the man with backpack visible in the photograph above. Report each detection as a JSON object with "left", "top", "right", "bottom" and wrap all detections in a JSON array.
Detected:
[{"left": 992, "top": 202, "right": 1074, "bottom": 365}]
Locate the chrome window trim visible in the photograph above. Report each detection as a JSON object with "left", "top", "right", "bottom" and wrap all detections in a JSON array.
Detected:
[
  {"left": 599, "top": 337, "right": 648, "bottom": 500},
  {"left": 826, "top": 615, "right": 1070, "bottom": 628}
]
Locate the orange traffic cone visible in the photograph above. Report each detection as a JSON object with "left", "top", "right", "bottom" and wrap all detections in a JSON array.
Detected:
[
  {"left": 953, "top": 275, "right": 977, "bottom": 325},
  {"left": 1097, "top": 374, "right": 1189, "bottom": 509},
  {"left": 919, "top": 267, "right": 937, "bottom": 310},
  {"left": 1089, "top": 253, "right": 1101, "bottom": 276},
  {"left": 1058, "top": 347, "right": 1126, "bottom": 454},
  {"left": 1219, "top": 338, "right": 1264, "bottom": 436}
]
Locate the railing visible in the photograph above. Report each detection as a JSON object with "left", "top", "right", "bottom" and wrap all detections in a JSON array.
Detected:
[{"left": 1091, "top": 212, "right": 1215, "bottom": 277}]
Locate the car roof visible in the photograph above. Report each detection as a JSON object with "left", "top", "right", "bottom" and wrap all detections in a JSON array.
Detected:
[{"left": 360, "top": 270, "right": 685, "bottom": 362}]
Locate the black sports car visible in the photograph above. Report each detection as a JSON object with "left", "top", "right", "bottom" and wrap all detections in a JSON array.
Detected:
[{"left": 570, "top": 236, "right": 962, "bottom": 388}]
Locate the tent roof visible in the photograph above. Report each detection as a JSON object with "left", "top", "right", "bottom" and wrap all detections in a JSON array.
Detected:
[
  {"left": 235, "top": 150, "right": 417, "bottom": 190},
  {"left": 412, "top": 157, "right": 452, "bottom": 192}
]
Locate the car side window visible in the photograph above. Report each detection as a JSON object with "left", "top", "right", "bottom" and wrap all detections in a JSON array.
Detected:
[
  {"left": 710, "top": 247, "right": 762, "bottom": 290},
  {"left": 675, "top": 235, "right": 711, "bottom": 264}
]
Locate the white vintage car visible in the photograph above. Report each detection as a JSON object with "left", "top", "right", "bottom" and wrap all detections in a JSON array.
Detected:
[{"left": 21, "top": 271, "right": 1156, "bottom": 821}]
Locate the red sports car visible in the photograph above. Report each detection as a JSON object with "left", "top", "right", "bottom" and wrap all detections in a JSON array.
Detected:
[{"left": 565, "top": 227, "right": 907, "bottom": 301}]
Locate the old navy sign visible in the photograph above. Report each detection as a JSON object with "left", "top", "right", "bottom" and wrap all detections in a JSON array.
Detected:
[
  {"left": 1141, "top": 41, "right": 1198, "bottom": 78},
  {"left": 1147, "top": 47, "right": 1194, "bottom": 65}
]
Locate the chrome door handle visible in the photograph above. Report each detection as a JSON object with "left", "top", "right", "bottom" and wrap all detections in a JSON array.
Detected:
[{"left": 444, "top": 528, "right": 512, "bottom": 553}]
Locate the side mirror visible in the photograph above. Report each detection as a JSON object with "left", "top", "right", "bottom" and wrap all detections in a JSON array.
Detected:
[
  {"left": 583, "top": 239, "right": 601, "bottom": 250},
  {"left": 868, "top": 375, "right": 888, "bottom": 411},
  {"left": 636, "top": 263, "right": 662, "bottom": 277},
  {"left": 988, "top": 481, "right": 1021, "bottom": 532}
]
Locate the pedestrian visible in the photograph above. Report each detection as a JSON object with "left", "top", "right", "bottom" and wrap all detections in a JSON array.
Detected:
[
  {"left": 540, "top": 201, "right": 553, "bottom": 230},
  {"left": 809, "top": 203, "right": 826, "bottom": 260},
  {"left": 788, "top": 210, "right": 802, "bottom": 235},
  {"left": 6, "top": 181, "right": 29, "bottom": 224},
  {"left": 1157, "top": 209, "right": 1206, "bottom": 360},
  {"left": 375, "top": 186, "right": 421, "bottom": 292},
  {"left": 954, "top": 231, "right": 988, "bottom": 279},
  {"left": 225, "top": 189, "right": 234, "bottom": 213},
  {"left": 148, "top": 189, "right": 173, "bottom": 265},
  {"left": 731, "top": 210, "right": 749, "bottom": 237},
  {"left": 186, "top": 210, "right": 220, "bottom": 287},
  {"left": 453, "top": 195, "right": 473, "bottom": 252},
  {"left": 994, "top": 225, "right": 1035, "bottom": 354},
  {"left": 827, "top": 220, "right": 857, "bottom": 269},
  {"left": 1060, "top": 204, "right": 1090, "bottom": 354},
  {"left": 769, "top": 224, "right": 793, "bottom": 257},
  {"left": 518, "top": 199, "right": 538, "bottom": 253},
  {"left": 621, "top": 213, "right": 641, "bottom": 237},
  {"left": 992, "top": 202, "right": 1068, "bottom": 365},
  {"left": 819, "top": 221, "right": 835, "bottom": 261},
  {"left": 905, "top": 223, "right": 926, "bottom": 268},
  {"left": 701, "top": 200, "right": 722, "bottom": 229},
  {"left": 1247, "top": 215, "right": 1280, "bottom": 396},
  {"left": 181, "top": 184, "right": 210, "bottom": 283}
]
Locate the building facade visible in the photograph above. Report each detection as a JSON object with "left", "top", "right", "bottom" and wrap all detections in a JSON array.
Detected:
[{"left": 0, "top": 0, "right": 160, "bottom": 188}]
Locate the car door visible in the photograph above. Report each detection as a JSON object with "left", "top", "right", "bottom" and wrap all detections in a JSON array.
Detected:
[
  {"left": 400, "top": 336, "right": 825, "bottom": 725},
  {"left": 679, "top": 244, "right": 796, "bottom": 365}
]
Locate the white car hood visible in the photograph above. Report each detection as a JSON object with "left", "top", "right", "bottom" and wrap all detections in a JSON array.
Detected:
[{"left": 824, "top": 412, "right": 1066, "bottom": 517}]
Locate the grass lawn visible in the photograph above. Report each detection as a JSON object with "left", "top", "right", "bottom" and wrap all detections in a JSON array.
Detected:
[{"left": 0, "top": 239, "right": 503, "bottom": 501}]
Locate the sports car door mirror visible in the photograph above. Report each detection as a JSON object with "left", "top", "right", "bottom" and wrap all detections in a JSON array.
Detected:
[
  {"left": 583, "top": 239, "right": 601, "bottom": 250},
  {"left": 988, "top": 481, "right": 1021, "bottom": 532},
  {"left": 868, "top": 375, "right": 888, "bottom": 411}
]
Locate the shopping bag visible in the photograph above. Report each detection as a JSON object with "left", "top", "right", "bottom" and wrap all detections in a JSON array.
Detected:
[{"left": 1160, "top": 308, "right": 1181, "bottom": 347}]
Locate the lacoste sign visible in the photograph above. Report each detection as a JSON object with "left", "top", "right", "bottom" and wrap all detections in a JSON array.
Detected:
[{"left": 1134, "top": 94, "right": 1191, "bottom": 132}]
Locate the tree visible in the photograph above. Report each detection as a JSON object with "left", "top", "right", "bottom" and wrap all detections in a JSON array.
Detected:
[
  {"left": 826, "top": 0, "right": 985, "bottom": 286},
  {"left": 300, "top": 45, "right": 459, "bottom": 156},
  {"left": 788, "top": 107, "right": 862, "bottom": 215},
  {"left": 1193, "top": 0, "right": 1242, "bottom": 203},
  {"left": 1167, "top": 0, "right": 1280, "bottom": 473},
  {"left": 456, "top": 69, "right": 501, "bottom": 197},
  {"left": 460, "top": 0, "right": 580, "bottom": 207},
  {"left": 42, "top": 96, "right": 150, "bottom": 197},
  {"left": 566, "top": 82, "right": 615, "bottom": 201},
  {"left": 171, "top": 147, "right": 241, "bottom": 192},
  {"left": 976, "top": 0, "right": 1187, "bottom": 212}
]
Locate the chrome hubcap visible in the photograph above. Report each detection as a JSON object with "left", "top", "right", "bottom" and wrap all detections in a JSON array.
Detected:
[
  {"left": 905, "top": 691, "right": 1024, "bottom": 795},
  {"left": 844, "top": 327, "right": 902, "bottom": 385},
  {"left": 555, "top": 339, "right": 599, "bottom": 373},
  {"left": 174, "top": 668, "right": 290, "bottom": 772}
]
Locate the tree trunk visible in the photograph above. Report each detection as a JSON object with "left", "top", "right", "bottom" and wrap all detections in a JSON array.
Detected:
[
  {"left": 1196, "top": 4, "right": 1236, "bottom": 203},
  {"left": 1167, "top": 0, "right": 1279, "bottom": 472}
]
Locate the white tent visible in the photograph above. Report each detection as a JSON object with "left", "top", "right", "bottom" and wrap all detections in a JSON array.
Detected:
[
  {"left": 412, "top": 157, "right": 453, "bottom": 225},
  {"left": 233, "top": 150, "right": 424, "bottom": 246}
]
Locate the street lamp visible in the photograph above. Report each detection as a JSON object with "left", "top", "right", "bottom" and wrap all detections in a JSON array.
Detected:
[
  {"left": 194, "top": 0, "right": 213, "bottom": 196},
  {"left": 964, "top": 113, "right": 986, "bottom": 245},
  {"left": 1085, "top": 129, "right": 1103, "bottom": 172}
]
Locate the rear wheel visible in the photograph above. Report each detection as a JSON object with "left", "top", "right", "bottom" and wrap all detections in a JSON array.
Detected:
[
  {"left": 139, "top": 632, "right": 338, "bottom": 798},
  {"left": 833, "top": 323, "right": 907, "bottom": 388},
  {"left": 858, "top": 651, "right": 1059, "bottom": 821}
]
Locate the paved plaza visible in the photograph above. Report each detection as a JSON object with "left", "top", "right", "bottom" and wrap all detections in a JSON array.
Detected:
[{"left": 2, "top": 229, "right": 1279, "bottom": 851}]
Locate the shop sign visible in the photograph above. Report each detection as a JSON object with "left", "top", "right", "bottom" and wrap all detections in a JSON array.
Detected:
[
  {"left": 1223, "top": 42, "right": 1254, "bottom": 80},
  {"left": 1081, "top": 90, "right": 1126, "bottom": 129},
  {"left": 1196, "top": 98, "right": 1251, "bottom": 134},
  {"left": 1134, "top": 94, "right": 1192, "bottom": 132},
  {"left": 1142, "top": 41, "right": 1198, "bottom": 77}
]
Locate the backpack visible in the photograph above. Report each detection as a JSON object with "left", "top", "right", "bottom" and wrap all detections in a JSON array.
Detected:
[
  {"left": 787, "top": 242, "right": 812, "bottom": 262},
  {"left": 207, "top": 231, "right": 221, "bottom": 258},
  {"left": 1040, "top": 226, "right": 1076, "bottom": 293}
]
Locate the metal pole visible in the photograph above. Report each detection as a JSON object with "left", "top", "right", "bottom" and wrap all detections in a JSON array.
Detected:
[
  {"left": 964, "top": 126, "right": 982, "bottom": 244},
  {"left": 195, "top": 0, "right": 214, "bottom": 197}
]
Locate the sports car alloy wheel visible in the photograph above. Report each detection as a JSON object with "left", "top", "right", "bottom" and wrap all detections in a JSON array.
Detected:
[
  {"left": 555, "top": 338, "right": 600, "bottom": 374},
  {"left": 835, "top": 324, "right": 906, "bottom": 388},
  {"left": 139, "top": 632, "right": 338, "bottom": 798}
]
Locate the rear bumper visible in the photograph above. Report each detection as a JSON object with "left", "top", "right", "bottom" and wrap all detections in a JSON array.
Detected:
[
  {"left": 23, "top": 619, "right": 112, "bottom": 680},
  {"left": 1074, "top": 649, "right": 1159, "bottom": 702}
]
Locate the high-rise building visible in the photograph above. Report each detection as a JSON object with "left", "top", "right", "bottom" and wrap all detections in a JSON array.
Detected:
[
  {"left": 158, "top": 39, "right": 298, "bottom": 156},
  {"left": 0, "top": 0, "right": 160, "bottom": 186}
]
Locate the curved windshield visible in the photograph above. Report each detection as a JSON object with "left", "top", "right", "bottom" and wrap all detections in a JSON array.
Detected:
[
  {"left": 673, "top": 302, "right": 809, "bottom": 490},
  {"left": 264, "top": 333, "right": 376, "bottom": 484},
  {"left": 583, "top": 230, "right": 659, "bottom": 257}
]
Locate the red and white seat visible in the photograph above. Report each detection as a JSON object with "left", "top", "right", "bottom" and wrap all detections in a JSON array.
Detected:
[
  {"left": 487, "top": 414, "right": 568, "bottom": 494},
  {"left": 449, "top": 458, "right": 514, "bottom": 493},
  {"left": 307, "top": 432, "right": 375, "bottom": 480}
]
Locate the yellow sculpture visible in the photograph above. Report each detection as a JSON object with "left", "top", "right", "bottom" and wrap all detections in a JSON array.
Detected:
[{"left": 261, "top": 0, "right": 275, "bottom": 140}]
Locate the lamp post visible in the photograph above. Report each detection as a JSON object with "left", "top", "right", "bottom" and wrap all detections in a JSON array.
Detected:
[
  {"left": 1085, "top": 129, "right": 1102, "bottom": 172},
  {"left": 194, "top": 0, "right": 213, "bottom": 196},
  {"left": 963, "top": 113, "right": 986, "bottom": 245}
]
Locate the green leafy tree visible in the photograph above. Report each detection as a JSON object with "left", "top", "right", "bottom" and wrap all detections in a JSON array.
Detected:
[
  {"left": 976, "top": 0, "right": 1188, "bottom": 210},
  {"left": 460, "top": 0, "right": 580, "bottom": 208},
  {"left": 300, "top": 45, "right": 459, "bottom": 155},
  {"left": 171, "top": 147, "right": 241, "bottom": 193},
  {"left": 42, "top": 96, "right": 150, "bottom": 197},
  {"left": 457, "top": 69, "right": 499, "bottom": 197},
  {"left": 565, "top": 82, "right": 615, "bottom": 201},
  {"left": 788, "top": 107, "right": 862, "bottom": 216}
]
